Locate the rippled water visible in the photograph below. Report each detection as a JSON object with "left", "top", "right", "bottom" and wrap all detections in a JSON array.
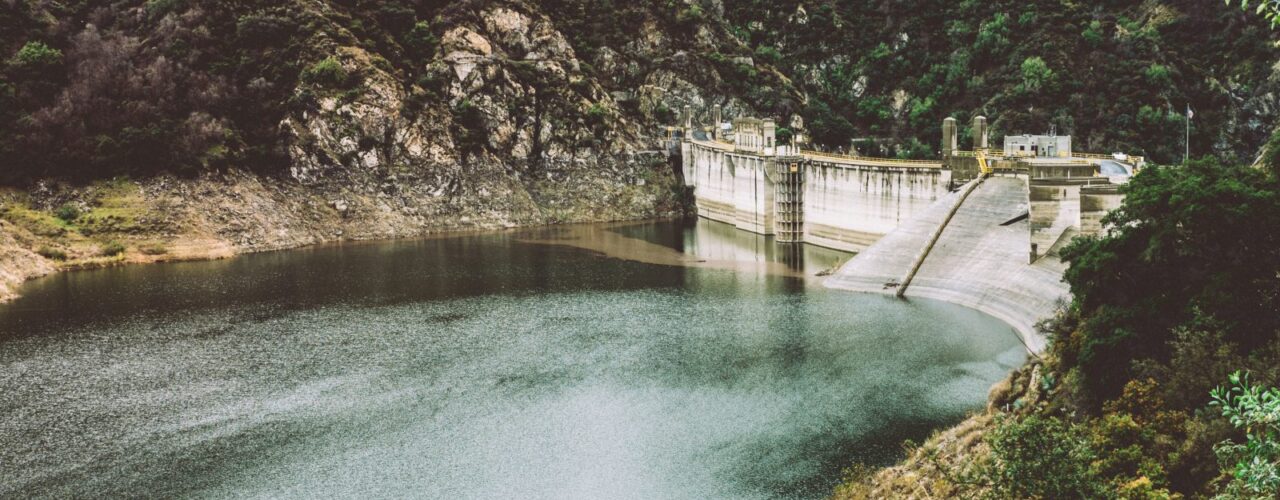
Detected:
[{"left": 0, "top": 219, "right": 1025, "bottom": 499}]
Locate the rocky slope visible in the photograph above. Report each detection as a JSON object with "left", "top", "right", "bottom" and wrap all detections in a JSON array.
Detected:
[
  {"left": 0, "top": 0, "right": 798, "bottom": 301},
  {"left": 833, "top": 362, "right": 1050, "bottom": 499}
]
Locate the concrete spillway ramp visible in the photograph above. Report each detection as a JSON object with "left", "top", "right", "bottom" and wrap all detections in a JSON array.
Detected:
[{"left": 825, "top": 176, "right": 1068, "bottom": 352}]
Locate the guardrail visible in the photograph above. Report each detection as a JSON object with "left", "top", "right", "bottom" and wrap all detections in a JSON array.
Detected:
[
  {"left": 800, "top": 149, "right": 943, "bottom": 167},
  {"left": 690, "top": 141, "right": 944, "bottom": 168},
  {"left": 689, "top": 139, "right": 737, "bottom": 151},
  {"left": 952, "top": 150, "right": 1144, "bottom": 165}
]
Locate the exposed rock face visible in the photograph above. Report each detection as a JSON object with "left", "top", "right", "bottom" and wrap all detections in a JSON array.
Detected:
[
  {"left": 3, "top": 0, "right": 772, "bottom": 301},
  {"left": 269, "top": 0, "right": 730, "bottom": 237}
]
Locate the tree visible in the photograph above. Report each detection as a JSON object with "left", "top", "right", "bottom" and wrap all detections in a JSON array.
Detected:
[
  {"left": 8, "top": 41, "right": 62, "bottom": 74},
  {"left": 1059, "top": 159, "right": 1280, "bottom": 404},
  {"left": 1019, "top": 56, "right": 1054, "bottom": 93}
]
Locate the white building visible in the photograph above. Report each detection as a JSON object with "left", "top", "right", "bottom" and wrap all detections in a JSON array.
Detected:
[{"left": 1004, "top": 134, "right": 1072, "bottom": 158}]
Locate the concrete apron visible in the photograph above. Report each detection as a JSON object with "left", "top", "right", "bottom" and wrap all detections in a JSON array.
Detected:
[{"left": 824, "top": 175, "right": 1068, "bottom": 354}]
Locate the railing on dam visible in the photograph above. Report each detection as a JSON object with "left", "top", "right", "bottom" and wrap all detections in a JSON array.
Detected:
[
  {"left": 952, "top": 150, "right": 1145, "bottom": 165},
  {"left": 687, "top": 140, "right": 945, "bottom": 169},
  {"left": 800, "top": 149, "right": 943, "bottom": 168}
]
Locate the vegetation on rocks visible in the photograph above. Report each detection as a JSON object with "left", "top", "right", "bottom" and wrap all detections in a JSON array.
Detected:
[
  {"left": 723, "top": 0, "right": 1280, "bottom": 162},
  {"left": 838, "top": 152, "right": 1280, "bottom": 498}
]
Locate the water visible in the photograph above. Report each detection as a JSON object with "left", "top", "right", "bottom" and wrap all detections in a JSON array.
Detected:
[{"left": 0, "top": 219, "right": 1025, "bottom": 499}]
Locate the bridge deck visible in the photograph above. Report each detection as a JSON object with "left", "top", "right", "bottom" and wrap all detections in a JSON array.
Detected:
[{"left": 825, "top": 176, "right": 1068, "bottom": 352}]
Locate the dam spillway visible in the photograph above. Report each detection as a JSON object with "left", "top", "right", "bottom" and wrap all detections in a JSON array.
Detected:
[{"left": 823, "top": 176, "right": 1069, "bottom": 352}]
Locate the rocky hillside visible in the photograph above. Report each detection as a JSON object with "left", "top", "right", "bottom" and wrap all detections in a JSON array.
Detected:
[
  {"left": 2, "top": 0, "right": 1279, "bottom": 295},
  {"left": 0, "top": 0, "right": 803, "bottom": 300}
]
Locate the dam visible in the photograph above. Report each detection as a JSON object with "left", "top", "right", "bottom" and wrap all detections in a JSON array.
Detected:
[{"left": 677, "top": 111, "right": 1140, "bottom": 350}]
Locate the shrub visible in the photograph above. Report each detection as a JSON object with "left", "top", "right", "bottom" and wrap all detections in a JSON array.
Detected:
[
  {"left": 144, "top": 0, "right": 184, "bottom": 18},
  {"left": 1082, "top": 20, "right": 1105, "bottom": 45},
  {"left": 403, "top": 21, "right": 438, "bottom": 61},
  {"left": 1059, "top": 160, "right": 1280, "bottom": 403},
  {"left": 139, "top": 242, "right": 168, "bottom": 255},
  {"left": 586, "top": 103, "right": 607, "bottom": 121},
  {"left": 1019, "top": 56, "right": 1054, "bottom": 92},
  {"left": 982, "top": 415, "right": 1104, "bottom": 498},
  {"left": 99, "top": 241, "right": 126, "bottom": 257},
  {"left": 451, "top": 99, "right": 488, "bottom": 156},
  {"left": 302, "top": 56, "right": 351, "bottom": 89},
  {"left": 1210, "top": 372, "right": 1280, "bottom": 498},
  {"left": 55, "top": 203, "right": 80, "bottom": 222},
  {"left": 36, "top": 246, "right": 67, "bottom": 260},
  {"left": 1145, "top": 63, "right": 1172, "bottom": 87},
  {"left": 9, "top": 41, "right": 62, "bottom": 71},
  {"left": 754, "top": 45, "right": 782, "bottom": 66}
]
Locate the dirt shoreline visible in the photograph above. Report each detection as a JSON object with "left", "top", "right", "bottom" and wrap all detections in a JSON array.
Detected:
[
  {"left": 0, "top": 165, "right": 689, "bottom": 304},
  {"left": 1, "top": 216, "right": 706, "bottom": 305}
]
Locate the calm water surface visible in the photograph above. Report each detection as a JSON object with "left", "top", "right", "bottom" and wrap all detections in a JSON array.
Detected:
[{"left": 0, "top": 219, "right": 1024, "bottom": 499}]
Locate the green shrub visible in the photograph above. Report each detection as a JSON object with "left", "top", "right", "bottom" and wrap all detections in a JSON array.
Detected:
[
  {"left": 1144, "top": 63, "right": 1171, "bottom": 87},
  {"left": 1019, "top": 56, "right": 1054, "bottom": 92},
  {"left": 55, "top": 203, "right": 80, "bottom": 222},
  {"left": 587, "top": 103, "right": 607, "bottom": 121},
  {"left": 302, "top": 56, "right": 351, "bottom": 89},
  {"left": 754, "top": 45, "right": 782, "bottom": 66},
  {"left": 99, "top": 241, "right": 126, "bottom": 257},
  {"left": 1059, "top": 160, "right": 1280, "bottom": 403},
  {"left": 404, "top": 21, "right": 438, "bottom": 61},
  {"left": 983, "top": 415, "right": 1104, "bottom": 498},
  {"left": 1082, "top": 20, "right": 1104, "bottom": 45},
  {"left": 144, "top": 0, "right": 184, "bottom": 18},
  {"left": 1210, "top": 372, "right": 1280, "bottom": 498},
  {"left": 9, "top": 41, "right": 62, "bottom": 71}
]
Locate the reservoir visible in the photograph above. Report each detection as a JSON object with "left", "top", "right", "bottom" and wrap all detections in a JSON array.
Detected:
[{"left": 0, "top": 219, "right": 1025, "bottom": 499}]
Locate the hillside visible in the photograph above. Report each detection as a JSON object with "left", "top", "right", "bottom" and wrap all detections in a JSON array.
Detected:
[{"left": 0, "top": 0, "right": 793, "bottom": 299}]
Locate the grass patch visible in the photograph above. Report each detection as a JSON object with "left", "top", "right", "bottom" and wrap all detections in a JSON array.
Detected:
[
  {"left": 36, "top": 246, "right": 67, "bottom": 260},
  {"left": 98, "top": 240, "right": 126, "bottom": 257},
  {"left": 1, "top": 204, "right": 72, "bottom": 237},
  {"left": 78, "top": 180, "right": 156, "bottom": 235},
  {"left": 139, "top": 242, "right": 169, "bottom": 256}
]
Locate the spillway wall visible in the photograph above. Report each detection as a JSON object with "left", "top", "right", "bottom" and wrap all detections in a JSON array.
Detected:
[
  {"left": 803, "top": 161, "right": 951, "bottom": 251},
  {"left": 682, "top": 141, "right": 952, "bottom": 252}
]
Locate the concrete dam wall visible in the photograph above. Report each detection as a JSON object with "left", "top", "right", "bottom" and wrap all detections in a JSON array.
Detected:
[
  {"left": 824, "top": 176, "right": 1069, "bottom": 352},
  {"left": 681, "top": 140, "right": 952, "bottom": 252},
  {"left": 681, "top": 136, "right": 1127, "bottom": 354}
]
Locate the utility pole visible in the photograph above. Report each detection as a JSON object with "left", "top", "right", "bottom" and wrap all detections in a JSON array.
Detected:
[{"left": 1185, "top": 104, "right": 1193, "bottom": 164}]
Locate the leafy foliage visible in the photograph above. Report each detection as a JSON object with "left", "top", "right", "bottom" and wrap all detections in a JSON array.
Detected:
[
  {"left": 983, "top": 415, "right": 1104, "bottom": 499},
  {"left": 1211, "top": 372, "right": 1280, "bottom": 498},
  {"left": 724, "top": 0, "right": 1280, "bottom": 160},
  {"left": 1058, "top": 158, "right": 1280, "bottom": 403},
  {"left": 1227, "top": 0, "right": 1280, "bottom": 27}
]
